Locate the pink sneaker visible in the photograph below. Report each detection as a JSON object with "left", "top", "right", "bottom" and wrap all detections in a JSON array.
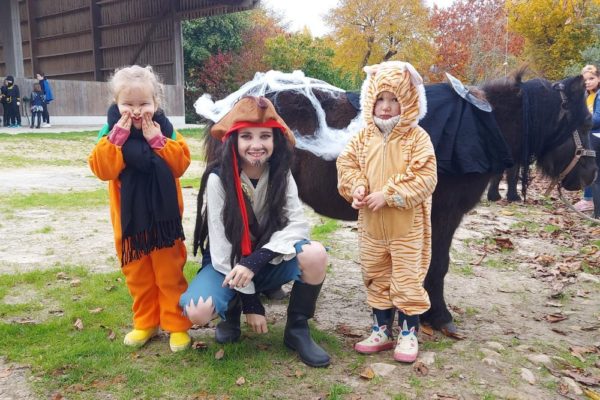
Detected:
[
  {"left": 574, "top": 199, "right": 594, "bottom": 212},
  {"left": 354, "top": 325, "right": 395, "bottom": 354},
  {"left": 393, "top": 323, "right": 418, "bottom": 363}
]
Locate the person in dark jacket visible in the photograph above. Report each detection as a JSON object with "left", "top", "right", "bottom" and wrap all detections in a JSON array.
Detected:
[
  {"left": 29, "top": 83, "right": 46, "bottom": 129},
  {"left": 1, "top": 79, "right": 8, "bottom": 127},
  {"left": 4, "top": 76, "right": 21, "bottom": 127},
  {"left": 36, "top": 73, "right": 53, "bottom": 127}
]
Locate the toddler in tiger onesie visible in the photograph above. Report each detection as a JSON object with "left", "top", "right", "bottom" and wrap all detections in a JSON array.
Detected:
[{"left": 337, "top": 61, "right": 437, "bottom": 363}]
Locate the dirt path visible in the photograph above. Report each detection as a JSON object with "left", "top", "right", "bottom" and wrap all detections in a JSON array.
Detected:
[{"left": 0, "top": 133, "right": 599, "bottom": 399}]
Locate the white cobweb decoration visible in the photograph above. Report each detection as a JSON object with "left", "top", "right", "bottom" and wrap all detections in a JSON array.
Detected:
[{"left": 194, "top": 70, "right": 363, "bottom": 160}]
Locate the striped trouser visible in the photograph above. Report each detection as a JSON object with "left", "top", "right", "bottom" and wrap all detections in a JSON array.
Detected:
[{"left": 359, "top": 230, "right": 431, "bottom": 316}]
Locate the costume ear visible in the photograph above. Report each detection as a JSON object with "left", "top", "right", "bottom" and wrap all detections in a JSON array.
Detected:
[
  {"left": 363, "top": 64, "right": 380, "bottom": 76},
  {"left": 404, "top": 62, "right": 424, "bottom": 87}
]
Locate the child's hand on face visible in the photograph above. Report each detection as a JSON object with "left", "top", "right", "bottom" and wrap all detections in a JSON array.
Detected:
[
  {"left": 116, "top": 111, "right": 132, "bottom": 131},
  {"left": 246, "top": 314, "right": 268, "bottom": 334},
  {"left": 141, "top": 112, "right": 161, "bottom": 142},
  {"left": 352, "top": 185, "right": 367, "bottom": 209},
  {"left": 365, "top": 191, "right": 386, "bottom": 211}
]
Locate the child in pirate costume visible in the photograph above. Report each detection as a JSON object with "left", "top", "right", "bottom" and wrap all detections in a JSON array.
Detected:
[
  {"left": 89, "top": 65, "right": 192, "bottom": 353},
  {"left": 337, "top": 61, "right": 437, "bottom": 363},
  {"left": 179, "top": 96, "right": 330, "bottom": 367}
]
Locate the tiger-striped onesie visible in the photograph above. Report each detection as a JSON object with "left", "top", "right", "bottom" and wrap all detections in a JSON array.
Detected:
[{"left": 337, "top": 61, "right": 437, "bottom": 317}]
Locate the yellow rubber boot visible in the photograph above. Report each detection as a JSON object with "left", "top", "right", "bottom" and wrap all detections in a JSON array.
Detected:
[
  {"left": 169, "top": 331, "right": 191, "bottom": 352},
  {"left": 123, "top": 327, "right": 158, "bottom": 347}
]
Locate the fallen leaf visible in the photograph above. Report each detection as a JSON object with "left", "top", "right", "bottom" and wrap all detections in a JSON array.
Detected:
[
  {"left": 215, "top": 348, "right": 225, "bottom": 360},
  {"left": 335, "top": 323, "right": 363, "bottom": 338},
  {"left": 562, "top": 370, "right": 600, "bottom": 386},
  {"left": 73, "top": 318, "right": 84, "bottom": 331},
  {"left": 294, "top": 369, "right": 304, "bottom": 378},
  {"left": 107, "top": 330, "right": 116, "bottom": 341},
  {"left": 536, "top": 254, "right": 556, "bottom": 267},
  {"left": 66, "top": 383, "right": 86, "bottom": 392},
  {"left": 51, "top": 393, "right": 64, "bottom": 400},
  {"left": 545, "top": 301, "right": 563, "bottom": 308},
  {"left": 192, "top": 341, "right": 208, "bottom": 350},
  {"left": 420, "top": 324, "right": 434, "bottom": 336},
  {"left": 256, "top": 343, "right": 270, "bottom": 350},
  {"left": 359, "top": 367, "right": 375, "bottom": 380},
  {"left": 91, "top": 379, "right": 109, "bottom": 389},
  {"left": 413, "top": 361, "right": 429, "bottom": 376},
  {"left": 70, "top": 279, "right": 81, "bottom": 287},
  {"left": 584, "top": 388, "right": 600, "bottom": 400},
  {"left": 433, "top": 395, "right": 459, "bottom": 400},
  {"left": 500, "top": 209, "right": 515, "bottom": 216},
  {"left": 104, "top": 285, "right": 116, "bottom": 292},
  {"left": 570, "top": 346, "right": 597, "bottom": 355},
  {"left": 558, "top": 382, "right": 570, "bottom": 396},
  {"left": 112, "top": 375, "right": 127, "bottom": 384},
  {"left": 88, "top": 307, "right": 103, "bottom": 314},
  {"left": 551, "top": 328, "right": 568, "bottom": 336},
  {"left": 56, "top": 272, "right": 69, "bottom": 280},
  {"left": 545, "top": 313, "right": 568, "bottom": 323},
  {"left": 235, "top": 376, "right": 245, "bottom": 386},
  {"left": 494, "top": 237, "right": 514, "bottom": 250},
  {"left": 441, "top": 327, "right": 466, "bottom": 340}
]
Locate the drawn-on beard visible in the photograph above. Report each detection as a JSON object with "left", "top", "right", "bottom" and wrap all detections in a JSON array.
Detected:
[{"left": 250, "top": 155, "right": 270, "bottom": 168}]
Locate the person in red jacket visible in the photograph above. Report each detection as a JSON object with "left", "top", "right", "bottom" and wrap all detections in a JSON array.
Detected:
[{"left": 89, "top": 65, "right": 192, "bottom": 352}]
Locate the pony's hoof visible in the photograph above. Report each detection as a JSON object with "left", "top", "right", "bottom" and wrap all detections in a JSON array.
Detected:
[
  {"left": 440, "top": 322, "right": 466, "bottom": 340},
  {"left": 487, "top": 192, "right": 501, "bottom": 202},
  {"left": 507, "top": 194, "right": 522, "bottom": 202}
]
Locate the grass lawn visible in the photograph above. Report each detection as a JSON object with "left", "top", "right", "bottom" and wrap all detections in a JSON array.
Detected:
[{"left": 0, "top": 264, "right": 348, "bottom": 400}]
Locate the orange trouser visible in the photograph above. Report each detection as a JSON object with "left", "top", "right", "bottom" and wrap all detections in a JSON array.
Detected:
[
  {"left": 121, "top": 240, "right": 192, "bottom": 332},
  {"left": 359, "top": 231, "right": 431, "bottom": 316}
]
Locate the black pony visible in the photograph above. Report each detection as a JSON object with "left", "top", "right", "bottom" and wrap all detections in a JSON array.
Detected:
[{"left": 202, "top": 70, "right": 597, "bottom": 333}]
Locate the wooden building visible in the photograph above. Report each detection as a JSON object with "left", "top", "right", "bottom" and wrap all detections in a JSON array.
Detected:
[{"left": 0, "top": 0, "right": 258, "bottom": 125}]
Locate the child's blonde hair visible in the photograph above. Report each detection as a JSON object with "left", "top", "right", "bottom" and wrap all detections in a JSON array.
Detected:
[
  {"left": 109, "top": 65, "right": 164, "bottom": 108},
  {"left": 581, "top": 64, "right": 600, "bottom": 77}
]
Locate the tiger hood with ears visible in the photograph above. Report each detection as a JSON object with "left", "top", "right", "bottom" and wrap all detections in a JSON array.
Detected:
[{"left": 360, "top": 61, "right": 427, "bottom": 130}]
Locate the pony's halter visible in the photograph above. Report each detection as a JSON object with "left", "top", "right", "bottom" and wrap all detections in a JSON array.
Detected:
[{"left": 544, "top": 83, "right": 596, "bottom": 195}]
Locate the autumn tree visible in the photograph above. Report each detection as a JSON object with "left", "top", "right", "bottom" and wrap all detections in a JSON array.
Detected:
[
  {"left": 430, "top": 0, "right": 524, "bottom": 83},
  {"left": 506, "top": 0, "right": 599, "bottom": 79},
  {"left": 183, "top": 8, "right": 284, "bottom": 122},
  {"left": 324, "top": 0, "right": 434, "bottom": 80},
  {"left": 264, "top": 30, "right": 357, "bottom": 89}
]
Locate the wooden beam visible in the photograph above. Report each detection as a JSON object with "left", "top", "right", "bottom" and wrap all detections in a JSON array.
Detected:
[
  {"left": 36, "top": 29, "right": 92, "bottom": 42},
  {"left": 25, "top": 0, "right": 37, "bottom": 76},
  {"left": 90, "top": 0, "right": 103, "bottom": 81},
  {"left": 33, "top": 5, "right": 90, "bottom": 20},
  {"left": 36, "top": 49, "right": 94, "bottom": 59},
  {"left": 129, "top": 0, "right": 175, "bottom": 66}
]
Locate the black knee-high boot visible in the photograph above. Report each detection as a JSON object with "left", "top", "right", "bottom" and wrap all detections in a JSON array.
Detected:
[
  {"left": 373, "top": 308, "right": 394, "bottom": 336},
  {"left": 283, "top": 281, "right": 330, "bottom": 367},
  {"left": 397, "top": 311, "right": 419, "bottom": 332},
  {"left": 215, "top": 295, "right": 242, "bottom": 344}
]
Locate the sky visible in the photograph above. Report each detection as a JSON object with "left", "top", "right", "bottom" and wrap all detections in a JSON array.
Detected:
[{"left": 260, "top": 0, "right": 456, "bottom": 37}]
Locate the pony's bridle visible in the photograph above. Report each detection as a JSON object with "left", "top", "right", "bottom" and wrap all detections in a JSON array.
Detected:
[{"left": 544, "top": 83, "right": 596, "bottom": 196}]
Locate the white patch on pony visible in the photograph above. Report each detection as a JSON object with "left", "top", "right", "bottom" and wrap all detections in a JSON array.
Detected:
[{"left": 195, "top": 70, "right": 362, "bottom": 160}]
